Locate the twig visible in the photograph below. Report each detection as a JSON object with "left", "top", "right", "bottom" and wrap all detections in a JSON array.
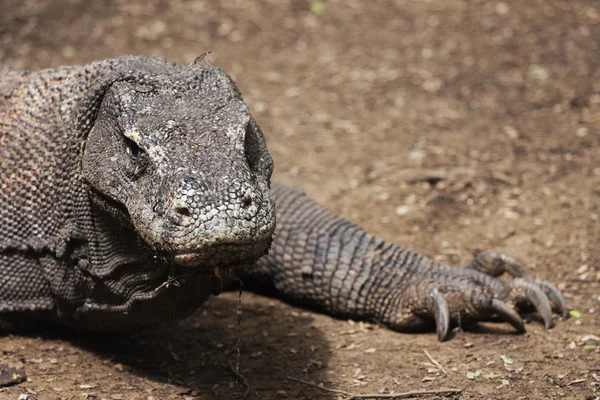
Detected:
[
  {"left": 287, "top": 376, "right": 348, "bottom": 395},
  {"left": 347, "top": 388, "right": 463, "bottom": 400},
  {"left": 423, "top": 349, "right": 448, "bottom": 376},
  {"left": 228, "top": 361, "right": 250, "bottom": 400},
  {"left": 287, "top": 375, "right": 462, "bottom": 399},
  {"left": 192, "top": 50, "right": 212, "bottom": 65}
]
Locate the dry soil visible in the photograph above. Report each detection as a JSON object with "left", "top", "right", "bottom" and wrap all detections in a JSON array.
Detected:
[{"left": 0, "top": 0, "right": 599, "bottom": 399}]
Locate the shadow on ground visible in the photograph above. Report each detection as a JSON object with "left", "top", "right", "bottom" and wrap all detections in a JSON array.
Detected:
[{"left": 1, "top": 293, "right": 335, "bottom": 399}]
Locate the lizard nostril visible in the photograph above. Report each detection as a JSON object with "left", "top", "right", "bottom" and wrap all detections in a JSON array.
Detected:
[
  {"left": 175, "top": 206, "right": 191, "bottom": 217},
  {"left": 242, "top": 193, "right": 253, "bottom": 207}
]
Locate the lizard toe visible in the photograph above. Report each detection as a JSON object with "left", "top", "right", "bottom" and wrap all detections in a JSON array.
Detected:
[
  {"left": 511, "top": 278, "right": 555, "bottom": 329},
  {"left": 530, "top": 277, "right": 569, "bottom": 317},
  {"left": 467, "top": 251, "right": 526, "bottom": 278}
]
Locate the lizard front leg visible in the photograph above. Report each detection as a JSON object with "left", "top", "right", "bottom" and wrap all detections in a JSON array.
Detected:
[
  {"left": 0, "top": 253, "right": 57, "bottom": 330},
  {"left": 249, "top": 182, "right": 567, "bottom": 341}
]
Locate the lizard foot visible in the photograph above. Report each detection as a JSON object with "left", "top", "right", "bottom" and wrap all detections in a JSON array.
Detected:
[{"left": 387, "top": 252, "right": 568, "bottom": 341}]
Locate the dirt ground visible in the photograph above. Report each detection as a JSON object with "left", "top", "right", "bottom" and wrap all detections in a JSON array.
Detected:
[{"left": 1, "top": 0, "right": 599, "bottom": 399}]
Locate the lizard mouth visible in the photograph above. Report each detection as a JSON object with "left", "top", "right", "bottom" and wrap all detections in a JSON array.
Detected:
[{"left": 170, "top": 242, "right": 268, "bottom": 268}]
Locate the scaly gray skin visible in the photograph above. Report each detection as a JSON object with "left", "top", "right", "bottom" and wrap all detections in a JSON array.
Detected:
[{"left": 0, "top": 56, "right": 567, "bottom": 340}]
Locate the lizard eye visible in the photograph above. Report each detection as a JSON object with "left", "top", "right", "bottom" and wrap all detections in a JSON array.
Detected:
[
  {"left": 122, "top": 136, "right": 148, "bottom": 179},
  {"left": 124, "top": 136, "right": 142, "bottom": 158}
]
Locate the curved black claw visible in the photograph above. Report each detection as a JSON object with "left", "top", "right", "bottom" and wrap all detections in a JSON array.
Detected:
[
  {"left": 512, "top": 278, "right": 553, "bottom": 329},
  {"left": 490, "top": 299, "right": 525, "bottom": 333},
  {"left": 430, "top": 288, "right": 450, "bottom": 341}
]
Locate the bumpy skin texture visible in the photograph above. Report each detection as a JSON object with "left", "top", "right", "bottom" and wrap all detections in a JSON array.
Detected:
[{"left": 0, "top": 56, "right": 567, "bottom": 340}]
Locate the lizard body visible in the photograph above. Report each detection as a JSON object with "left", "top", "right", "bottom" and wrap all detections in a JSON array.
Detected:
[{"left": 0, "top": 56, "right": 567, "bottom": 339}]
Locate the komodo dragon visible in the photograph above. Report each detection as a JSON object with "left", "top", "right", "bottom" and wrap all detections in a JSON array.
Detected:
[{"left": 0, "top": 55, "right": 567, "bottom": 341}]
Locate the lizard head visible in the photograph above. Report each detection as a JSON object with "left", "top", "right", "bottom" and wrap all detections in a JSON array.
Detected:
[{"left": 81, "top": 60, "right": 275, "bottom": 270}]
